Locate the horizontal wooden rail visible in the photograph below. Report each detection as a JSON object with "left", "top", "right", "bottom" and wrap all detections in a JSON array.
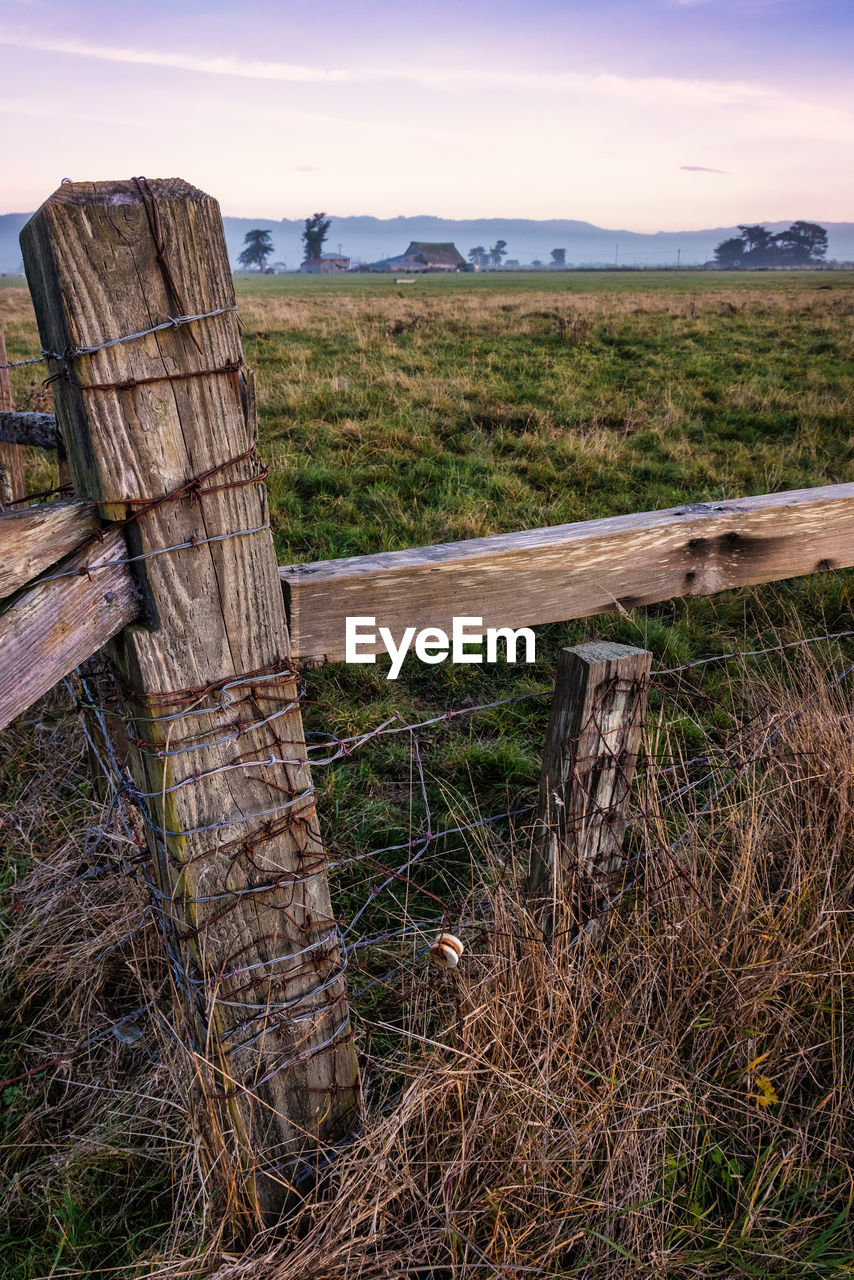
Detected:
[
  {"left": 0, "top": 527, "right": 138, "bottom": 731},
  {"left": 0, "top": 500, "right": 100, "bottom": 598},
  {"left": 281, "top": 483, "right": 854, "bottom": 663},
  {"left": 0, "top": 411, "right": 61, "bottom": 451}
]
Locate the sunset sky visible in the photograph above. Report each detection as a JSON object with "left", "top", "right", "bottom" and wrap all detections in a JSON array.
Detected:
[{"left": 1, "top": 0, "right": 852, "bottom": 230}]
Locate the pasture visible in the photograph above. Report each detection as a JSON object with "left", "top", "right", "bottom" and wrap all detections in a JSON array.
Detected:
[{"left": 1, "top": 269, "right": 853, "bottom": 1278}]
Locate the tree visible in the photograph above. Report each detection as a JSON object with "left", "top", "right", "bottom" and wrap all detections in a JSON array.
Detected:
[
  {"left": 490, "top": 239, "right": 508, "bottom": 268},
  {"left": 775, "top": 220, "right": 828, "bottom": 265},
  {"left": 468, "top": 245, "right": 489, "bottom": 268},
  {"left": 550, "top": 248, "right": 566, "bottom": 267},
  {"left": 302, "top": 212, "right": 332, "bottom": 262},
  {"left": 713, "top": 220, "right": 829, "bottom": 270},
  {"left": 714, "top": 236, "right": 745, "bottom": 268},
  {"left": 736, "top": 224, "right": 777, "bottom": 266},
  {"left": 237, "top": 229, "right": 274, "bottom": 272}
]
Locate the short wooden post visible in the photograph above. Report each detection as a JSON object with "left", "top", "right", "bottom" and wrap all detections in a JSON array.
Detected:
[
  {"left": 21, "top": 179, "right": 359, "bottom": 1223},
  {"left": 529, "top": 642, "right": 651, "bottom": 928},
  {"left": 0, "top": 329, "right": 26, "bottom": 506}
]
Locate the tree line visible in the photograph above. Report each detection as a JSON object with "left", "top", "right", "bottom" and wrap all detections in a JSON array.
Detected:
[
  {"left": 237, "top": 218, "right": 831, "bottom": 275},
  {"left": 468, "top": 245, "right": 567, "bottom": 268},
  {"left": 714, "top": 222, "right": 828, "bottom": 269}
]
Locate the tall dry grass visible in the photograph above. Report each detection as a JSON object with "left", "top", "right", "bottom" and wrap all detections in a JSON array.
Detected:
[{"left": 2, "top": 642, "right": 853, "bottom": 1277}]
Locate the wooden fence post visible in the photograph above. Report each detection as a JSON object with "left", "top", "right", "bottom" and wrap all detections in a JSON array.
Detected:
[
  {"left": 529, "top": 642, "right": 651, "bottom": 931},
  {"left": 0, "top": 329, "right": 26, "bottom": 506},
  {"left": 21, "top": 179, "right": 359, "bottom": 1223}
]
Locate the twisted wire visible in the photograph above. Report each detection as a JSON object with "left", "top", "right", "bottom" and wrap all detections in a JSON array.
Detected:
[{"left": 0, "top": 306, "right": 238, "bottom": 370}]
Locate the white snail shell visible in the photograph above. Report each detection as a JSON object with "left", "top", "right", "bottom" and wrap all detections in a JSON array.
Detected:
[{"left": 429, "top": 932, "right": 464, "bottom": 969}]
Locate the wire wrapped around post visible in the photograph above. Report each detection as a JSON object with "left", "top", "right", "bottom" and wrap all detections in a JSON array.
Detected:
[{"left": 20, "top": 177, "right": 360, "bottom": 1226}]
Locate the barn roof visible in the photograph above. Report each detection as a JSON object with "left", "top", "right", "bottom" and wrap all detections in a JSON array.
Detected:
[{"left": 404, "top": 241, "right": 466, "bottom": 266}]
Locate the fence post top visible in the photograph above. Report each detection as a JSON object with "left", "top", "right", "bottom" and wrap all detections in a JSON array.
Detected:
[
  {"left": 564, "top": 641, "right": 652, "bottom": 665},
  {"left": 27, "top": 176, "right": 214, "bottom": 219}
]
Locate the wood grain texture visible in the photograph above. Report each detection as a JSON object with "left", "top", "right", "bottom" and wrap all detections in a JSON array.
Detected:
[
  {"left": 21, "top": 178, "right": 358, "bottom": 1223},
  {"left": 0, "top": 411, "right": 61, "bottom": 451},
  {"left": 0, "top": 330, "right": 26, "bottom": 505},
  {"left": 282, "top": 484, "right": 854, "bottom": 663},
  {"left": 530, "top": 643, "right": 651, "bottom": 920},
  {"left": 0, "top": 500, "right": 100, "bottom": 599},
  {"left": 0, "top": 527, "right": 138, "bottom": 730}
]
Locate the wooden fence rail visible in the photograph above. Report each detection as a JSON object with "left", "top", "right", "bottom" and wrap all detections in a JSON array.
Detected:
[
  {"left": 5, "top": 480, "right": 854, "bottom": 731},
  {"left": 0, "top": 500, "right": 102, "bottom": 598},
  {"left": 0, "top": 410, "right": 61, "bottom": 451},
  {"left": 0, "top": 527, "right": 137, "bottom": 727},
  {"left": 281, "top": 482, "right": 854, "bottom": 663}
]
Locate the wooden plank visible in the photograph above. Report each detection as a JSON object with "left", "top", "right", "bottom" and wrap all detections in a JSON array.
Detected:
[
  {"left": 281, "top": 484, "right": 854, "bottom": 663},
  {"left": 0, "top": 500, "right": 100, "bottom": 599},
  {"left": 0, "top": 411, "right": 61, "bottom": 451},
  {"left": 21, "top": 178, "right": 359, "bottom": 1224},
  {"left": 0, "top": 527, "right": 138, "bottom": 731},
  {"left": 0, "top": 330, "right": 26, "bottom": 505},
  {"left": 529, "top": 643, "right": 651, "bottom": 931}
]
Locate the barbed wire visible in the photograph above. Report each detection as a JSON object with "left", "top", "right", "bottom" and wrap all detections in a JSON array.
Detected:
[
  {"left": 30, "top": 623, "right": 854, "bottom": 914},
  {"left": 0, "top": 305, "right": 239, "bottom": 370},
  {"left": 7, "top": 614, "right": 849, "bottom": 1118},
  {"left": 63, "top": 665, "right": 359, "bottom": 1098},
  {"left": 653, "top": 630, "right": 854, "bottom": 676},
  {"left": 30, "top": 522, "right": 272, "bottom": 588}
]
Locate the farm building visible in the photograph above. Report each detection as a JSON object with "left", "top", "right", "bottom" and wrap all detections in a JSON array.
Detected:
[
  {"left": 370, "top": 241, "right": 466, "bottom": 272},
  {"left": 300, "top": 254, "right": 351, "bottom": 274}
]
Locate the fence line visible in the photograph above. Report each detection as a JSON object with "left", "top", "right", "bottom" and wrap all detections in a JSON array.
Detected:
[
  {"left": 18, "top": 625, "right": 847, "bottom": 1073},
  {"left": 2, "top": 174, "right": 853, "bottom": 1225}
]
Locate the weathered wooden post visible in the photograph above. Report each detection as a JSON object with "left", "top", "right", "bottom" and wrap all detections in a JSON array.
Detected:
[
  {"left": 0, "top": 330, "right": 26, "bottom": 506},
  {"left": 529, "top": 642, "right": 651, "bottom": 931},
  {"left": 21, "top": 178, "right": 359, "bottom": 1223}
]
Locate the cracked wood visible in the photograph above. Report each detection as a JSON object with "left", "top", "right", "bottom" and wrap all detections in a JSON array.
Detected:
[
  {"left": 0, "top": 526, "right": 138, "bottom": 730},
  {"left": 281, "top": 484, "right": 854, "bottom": 663},
  {"left": 0, "top": 500, "right": 101, "bottom": 599}
]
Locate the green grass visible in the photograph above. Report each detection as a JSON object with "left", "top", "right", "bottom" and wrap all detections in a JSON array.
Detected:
[
  {"left": 232, "top": 272, "right": 854, "bottom": 561},
  {"left": 226, "top": 271, "right": 854, "bottom": 888}
]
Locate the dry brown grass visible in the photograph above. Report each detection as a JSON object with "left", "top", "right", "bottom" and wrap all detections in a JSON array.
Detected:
[{"left": 2, "top": 642, "right": 853, "bottom": 1277}]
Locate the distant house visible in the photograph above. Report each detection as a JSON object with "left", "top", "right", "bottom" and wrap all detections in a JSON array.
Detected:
[
  {"left": 301, "top": 254, "right": 351, "bottom": 274},
  {"left": 370, "top": 242, "right": 466, "bottom": 272}
]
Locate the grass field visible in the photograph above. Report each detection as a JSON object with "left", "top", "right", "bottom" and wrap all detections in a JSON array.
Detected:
[{"left": 1, "top": 270, "right": 853, "bottom": 1277}]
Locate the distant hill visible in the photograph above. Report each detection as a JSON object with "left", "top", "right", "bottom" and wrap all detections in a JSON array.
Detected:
[
  {"left": 2, "top": 211, "right": 853, "bottom": 275},
  {"left": 0, "top": 214, "right": 30, "bottom": 275}
]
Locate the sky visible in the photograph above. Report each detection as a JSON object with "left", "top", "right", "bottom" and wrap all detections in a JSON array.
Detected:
[{"left": 1, "top": 0, "right": 852, "bottom": 231}]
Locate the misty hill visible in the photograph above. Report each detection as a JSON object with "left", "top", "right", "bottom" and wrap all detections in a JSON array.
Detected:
[
  {"left": 2, "top": 212, "right": 853, "bottom": 275},
  {"left": 0, "top": 214, "right": 30, "bottom": 275}
]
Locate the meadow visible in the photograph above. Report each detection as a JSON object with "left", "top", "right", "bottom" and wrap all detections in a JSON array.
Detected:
[{"left": 1, "top": 269, "right": 853, "bottom": 1278}]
